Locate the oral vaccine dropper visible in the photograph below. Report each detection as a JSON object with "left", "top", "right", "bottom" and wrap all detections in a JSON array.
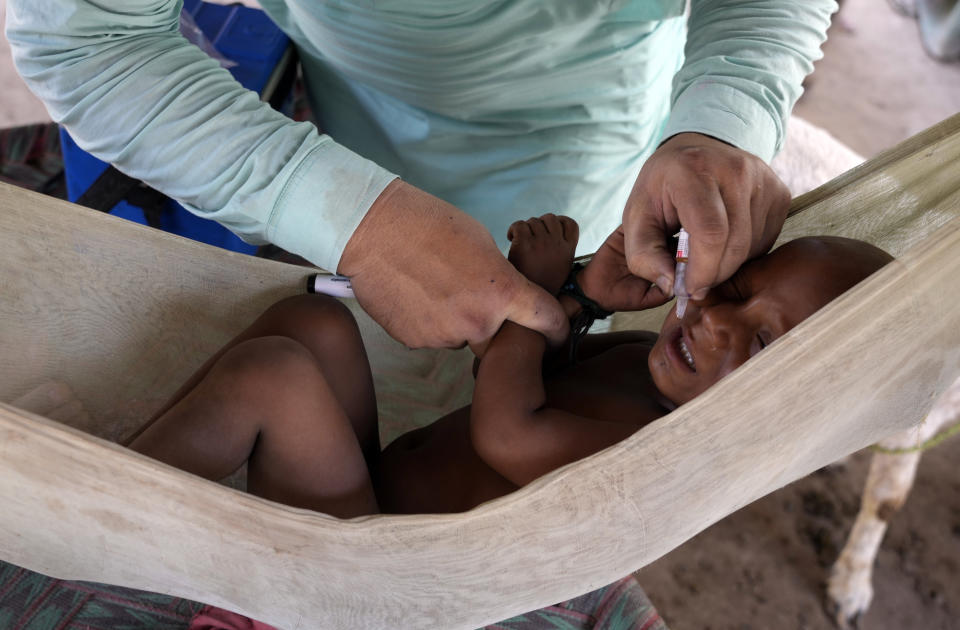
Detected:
[{"left": 674, "top": 228, "right": 690, "bottom": 319}]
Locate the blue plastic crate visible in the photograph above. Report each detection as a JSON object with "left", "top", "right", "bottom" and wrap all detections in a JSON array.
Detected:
[
  {"left": 61, "top": 0, "right": 293, "bottom": 255},
  {"left": 183, "top": 0, "right": 289, "bottom": 95}
]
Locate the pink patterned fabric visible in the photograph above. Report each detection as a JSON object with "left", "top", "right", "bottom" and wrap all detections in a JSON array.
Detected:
[
  {"left": 188, "top": 575, "right": 667, "bottom": 630},
  {"left": 189, "top": 605, "right": 277, "bottom": 630}
]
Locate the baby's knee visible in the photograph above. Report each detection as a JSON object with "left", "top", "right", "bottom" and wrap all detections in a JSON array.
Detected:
[
  {"left": 215, "top": 336, "right": 321, "bottom": 394},
  {"left": 261, "top": 294, "right": 365, "bottom": 361},
  {"left": 211, "top": 337, "right": 340, "bottom": 437},
  {"left": 262, "top": 294, "right": 359, "bottom": 339}
]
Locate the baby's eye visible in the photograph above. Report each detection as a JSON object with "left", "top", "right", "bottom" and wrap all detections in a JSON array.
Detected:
[
  {"left": 757, "top": 331, "right": 774, "bottom": 351},
  {"left": 710, "top": 279, "right": 741, "bottom": 302},
  {"left": 749, "top": 331, "right": 771, "bottom": 357},
  {"left": 699, "top": 273, "right": 746, "bottom": 305},
  {"left": 726, "top": 272, "right": 749, "bottom": 302}
]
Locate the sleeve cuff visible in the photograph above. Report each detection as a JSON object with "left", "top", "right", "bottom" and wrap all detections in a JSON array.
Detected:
[
  {"left": 662, "top": 82, "right": 781, "bottom": 163},
  {"left": 266, "top": 139, "right": 398, "bottom": 273}
]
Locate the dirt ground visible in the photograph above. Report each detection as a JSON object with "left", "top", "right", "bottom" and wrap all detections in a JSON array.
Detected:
[
  {"left": 2, "top": 1, "right": 959, "bottom": 629},
  {"left": 637, "top": 446, "right": 960, "bottom": 630}
]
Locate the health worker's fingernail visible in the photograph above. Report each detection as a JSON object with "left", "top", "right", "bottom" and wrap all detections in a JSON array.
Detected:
[
  {"left": 656, "top": 275, "right": 673, "bottom": 296},
  {"left": 692, "top": 288, "right": 709, "bottom": 300}
]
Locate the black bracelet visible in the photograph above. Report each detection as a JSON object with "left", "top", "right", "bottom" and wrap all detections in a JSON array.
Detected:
[
  {"left": 559, "top": 263, "right": 613, "bottom": 363},
  {"left": 560, "top": 262, "right": 613, "bottom": 320}
]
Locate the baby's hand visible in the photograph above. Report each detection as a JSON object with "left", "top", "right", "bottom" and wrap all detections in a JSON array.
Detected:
[
  {"left": 578, "top": 225, "right": 669, "bottom": 312},
  {"left": 507, "top": 214, "right": 579, "bottom": 294}
]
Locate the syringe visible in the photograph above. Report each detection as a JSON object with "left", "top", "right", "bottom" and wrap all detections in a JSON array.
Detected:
[{"left": 674, "top": 228, "right": 689, "bottom": 319}]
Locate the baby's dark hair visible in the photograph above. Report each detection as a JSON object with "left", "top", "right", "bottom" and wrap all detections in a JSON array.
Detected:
[{"left": 774, "top": 236, "right": 893, "bottom": 304}]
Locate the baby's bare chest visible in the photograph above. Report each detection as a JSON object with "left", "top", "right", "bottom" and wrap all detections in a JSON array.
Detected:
[{"left": 544, "top": 344, "right": 664, "bottom": 425}]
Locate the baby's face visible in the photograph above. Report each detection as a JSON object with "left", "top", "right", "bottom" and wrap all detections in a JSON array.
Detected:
[{"left": 648, "top": 237, "right": 889, "bottom": 406}]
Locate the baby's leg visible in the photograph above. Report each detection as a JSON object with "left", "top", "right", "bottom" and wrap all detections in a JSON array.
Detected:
[
  {"left": 128, "top": 295, "right": 379, "bottom": 463},
  {"left": 129, "top": 335, "right": 378, "bottom": 518}
]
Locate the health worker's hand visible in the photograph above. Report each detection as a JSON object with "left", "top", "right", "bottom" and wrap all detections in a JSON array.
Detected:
[
  {"left": 338, "top": 180, "right": 568, "bottom": 351},
  {"left": 622, "top": 132, "right": 791, "bottom": 300}
]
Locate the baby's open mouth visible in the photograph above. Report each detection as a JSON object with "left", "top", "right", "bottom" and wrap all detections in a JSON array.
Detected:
[{"left": 675, "top": 331, "right": 696, "bottom": 372}]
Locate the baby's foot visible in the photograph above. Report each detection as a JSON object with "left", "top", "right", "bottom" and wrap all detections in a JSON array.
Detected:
[
  {"left": 11, "top": 380, "right": 94, "bottom": 433},
  {"left": 507, "top": 213, "right": 579, "bottom": 294}
]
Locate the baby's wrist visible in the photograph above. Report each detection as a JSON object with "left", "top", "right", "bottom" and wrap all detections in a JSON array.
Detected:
[
  {"left": 576, "top": 262, "right": 603, "bottom": 307},
  {"left": 559, "top": 294, "right": 583, "bottom": 320},
  {"left": 559, "top": 263, "right": 613, "bottom": 322}
]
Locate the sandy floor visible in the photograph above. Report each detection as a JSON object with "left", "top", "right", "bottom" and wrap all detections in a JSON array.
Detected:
[
  {"left": 638, "top": 443, "right": 960, "bottom": 630},
  {"left": 2, "top": 1, "right": 959, "bottom": 629},
  {"left": 793, "top": 0, "right": 960, "bottom": 159}
]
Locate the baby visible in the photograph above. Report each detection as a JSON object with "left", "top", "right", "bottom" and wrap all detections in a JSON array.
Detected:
[{"left": 126, "top": 215, "right": 892, "bottom": 518}]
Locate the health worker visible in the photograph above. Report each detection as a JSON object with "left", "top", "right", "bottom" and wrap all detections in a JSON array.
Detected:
[{"left": 6, "top": 0, "right": 836, "bottom": 348}]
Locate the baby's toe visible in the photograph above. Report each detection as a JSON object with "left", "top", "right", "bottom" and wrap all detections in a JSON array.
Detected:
[
  {"left": 507, "top": 220, "right": 530, "bottom": 242},
  {"left": 540, "top": 213, "right": 563, "bottom": 236},
  {"left": 526, "top": 217, "right": 548, "bottom": 236},
  {"left": 558, "top": 216, "right": 579, "bottom": 242}
]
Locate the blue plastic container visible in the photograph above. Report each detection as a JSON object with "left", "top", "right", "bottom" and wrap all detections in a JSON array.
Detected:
[{"left": 60, "top": 0, "right": 292, "bottom": 254}]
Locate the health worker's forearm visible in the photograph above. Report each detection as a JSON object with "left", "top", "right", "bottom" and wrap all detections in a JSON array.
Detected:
[
  {"left": 5, "top": 0, "right": 396, "bottom": 272},
  {"left": 663, "top": 0, "right": 838, "bottom": 163}
]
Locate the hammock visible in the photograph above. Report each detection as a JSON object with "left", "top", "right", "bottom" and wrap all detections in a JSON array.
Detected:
[{"left": 1, "top": 114, "right": 959, "bottom": 630}]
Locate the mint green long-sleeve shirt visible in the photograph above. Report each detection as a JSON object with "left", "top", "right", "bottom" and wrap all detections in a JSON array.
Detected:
[{"left": 6, "top": 0, "right": 836, "bottom": 270}]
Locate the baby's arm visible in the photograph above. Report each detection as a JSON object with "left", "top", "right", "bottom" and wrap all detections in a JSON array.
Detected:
[
  {"left": 472, "top": 322, "right": 639, "bottom": 485},
  {"left": 470, "top": 215, "right": 637, "bottom": 486}
]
